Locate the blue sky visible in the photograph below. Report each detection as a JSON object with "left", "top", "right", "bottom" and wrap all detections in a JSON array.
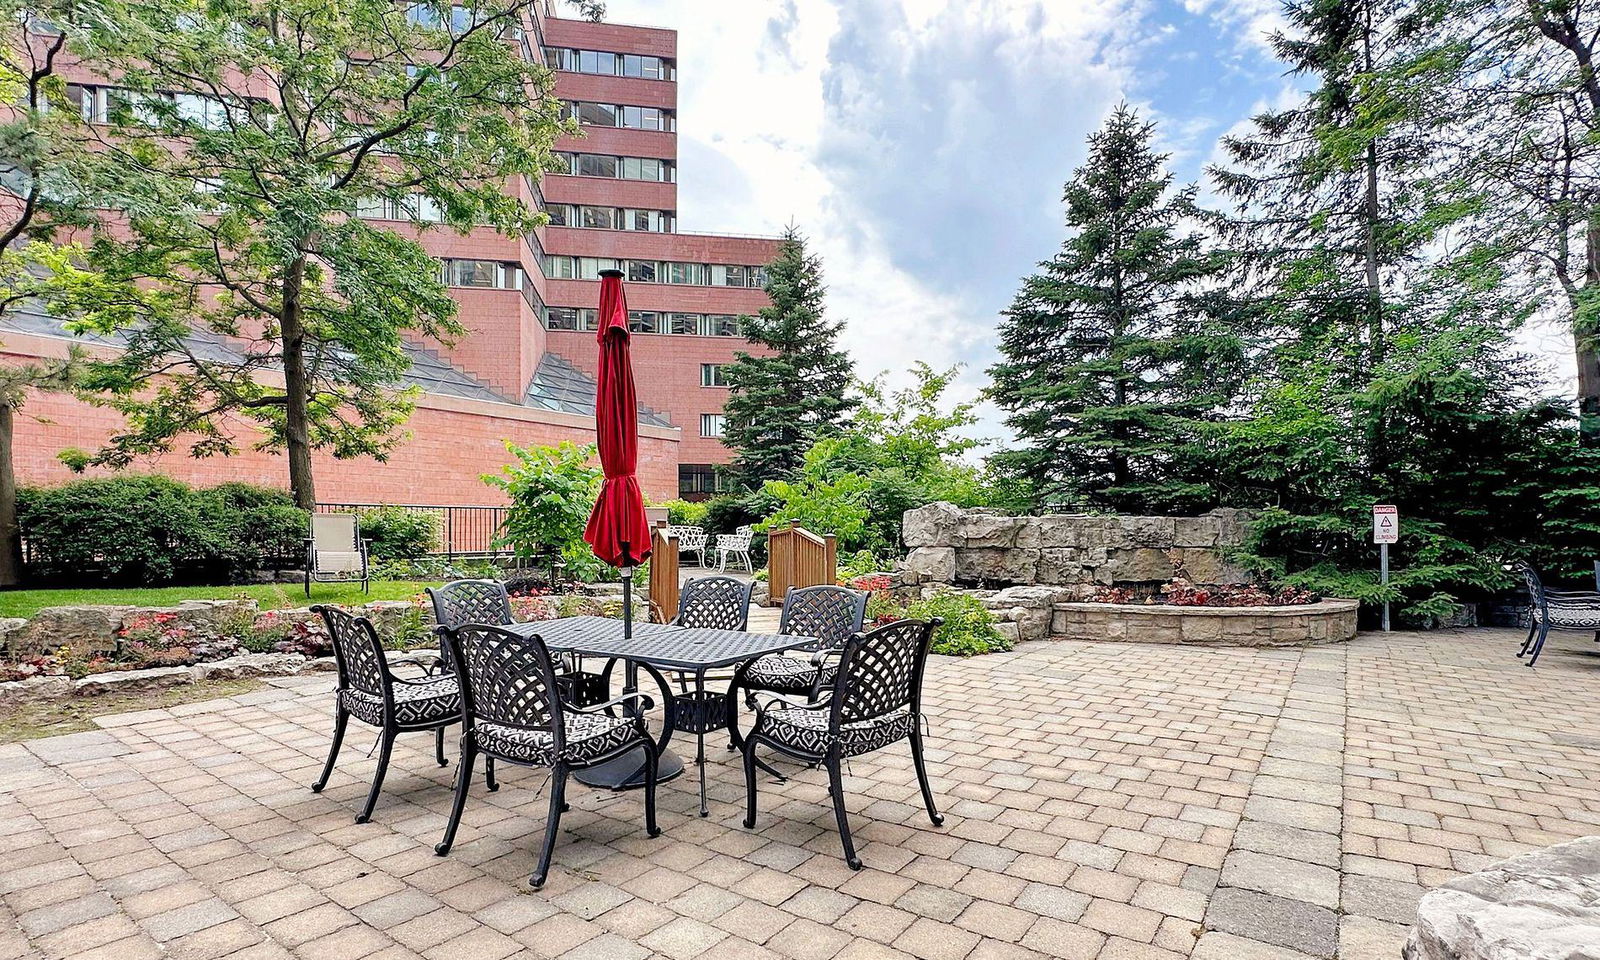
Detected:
[{"left": 600, "top": 0, "right": 1572, "bottom": 443}]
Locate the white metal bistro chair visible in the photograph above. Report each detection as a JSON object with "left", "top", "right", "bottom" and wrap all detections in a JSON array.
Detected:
[
  {"left": 715, "top": 525, "right": 755, "bottom": 573},
  {"left": 671, "top": 525, "right": 709, "bottom": 566},
  {"left": 306, "top": 513, "right": 371, "bottom": 596}
]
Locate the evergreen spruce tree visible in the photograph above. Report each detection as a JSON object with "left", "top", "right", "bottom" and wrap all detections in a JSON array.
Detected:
[
  {"left": 986, "top": 104, "right": 1228, "bottom": 513},
  {"left": 722, "top": 226, "right": 854, "bottom": 487}
]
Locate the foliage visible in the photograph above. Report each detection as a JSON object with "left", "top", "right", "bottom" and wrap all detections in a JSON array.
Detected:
[
  {"left": 988, "top": 105, "right": 1231, "bottom": 513},
  {"left": 370, "top": 556, "right": 502, "bottom": 582},
  {"left": 18, "top": 477, "right": 307, "bottom": 586},
  {"left": 58, "top": 0, "right": 568, "bottom": 507},
  {"left": 723, "top": 225, "right": 856, "bottom": 487},
  {"left": 1087, "top": 553, "right": 1321, "bottom": 607},
  {"left": 658, "top": 498, "right": 710, "bottom": 528},
  {"left": 483, "top": 441, "right": 605, "bottom": 582},
  {"left": 838, "top": 551, "right": 889, "bottom": 581},
  {"left": 754, "top": 363, "right": 1000, "bottom": 554},
  {"left": 356, "top": 507, "right": 440, "bottom": 561},
  {"left": 906, "top": 591, "right": 1012, "bottom": 657}
]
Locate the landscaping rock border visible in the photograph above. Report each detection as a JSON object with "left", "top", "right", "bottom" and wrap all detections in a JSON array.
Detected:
[{"left": 1052, "top": 599, "right": 1360, "bottom": 647}]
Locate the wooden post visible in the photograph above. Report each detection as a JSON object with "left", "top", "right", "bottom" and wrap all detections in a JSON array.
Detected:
[
  {"left": 648, "top": 520, "right": 679, "bottom": 623},
  {"left": 823, "top": 534, "right": 837, "bottom": 586}
]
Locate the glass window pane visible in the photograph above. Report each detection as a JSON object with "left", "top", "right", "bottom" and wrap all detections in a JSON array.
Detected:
[
  {"left": 547, "top": 307, "right": 576, "bottom": 330},
  {"left": 578, "top": 102, "right": 616, "bottom": 126},
  {"left": 627, "top": 260, "right": 657, "bottom": 283},
  {"left": 580, "top": 206, "right": 615, "bottom": 229},
  {"left": 452, "top": 259, "right": 495, "bottom": 287},
  {"left": 670, "top": 313, "right": 698, "bottom": 335},
  {"left": 577, "top": 154, "right": 617, "bottom": 177}
]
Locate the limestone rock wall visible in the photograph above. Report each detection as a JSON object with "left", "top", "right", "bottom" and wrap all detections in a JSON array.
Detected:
[{"left": 900, "top": 502, "right": 1255, "bottom": 591}]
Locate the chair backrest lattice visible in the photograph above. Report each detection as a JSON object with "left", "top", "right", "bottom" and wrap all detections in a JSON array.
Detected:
[
  {"left": 675, "top": 576, "right": 753, "bottom": 630},
  {"left": 779, "top": 585, "right": 867, "bottom": 652},
  {"left": 1514, "top": 561, "right": 1545, "bottom": 604},
  {"left": 444, "top": 624, "right": 564, "bottom": 746},
  {"left": 831, "top": 618, "right": 939, "bottom": 726},
  {"left": 428, "top": 580, "right": 514, "bottom": 630},
  {"left": 314, "top": 605, "right": 389, "bottom": 699}
]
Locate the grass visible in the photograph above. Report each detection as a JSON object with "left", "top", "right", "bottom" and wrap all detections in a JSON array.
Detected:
[
  {"left": 0, "top": 580, "right": 441, "bottom": 619},
  {"left": 0, "top": 678, "right": 263, "bottom": 743}
]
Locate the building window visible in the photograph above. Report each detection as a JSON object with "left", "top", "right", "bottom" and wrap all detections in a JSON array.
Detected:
[
  {"left": 564, "top": 100, "right": 675, "bottom": 132},
  {"left": 700, "top": 414, "right": 725, "bottom": 438},
  {"left": 700, "top": 363, "right": 730, "bottom": 387},
  {"left": 441, "top": 258, "right": 520, "bottom": 289},
  {"left": 546, "top": 47, "right": 675, "bottom": 81},
  {"left": 545, "top": 308, "right": 743, "bottom": 338},
  {"left": 679, "top": 464, "right": 719, "bottom": 497},
  {"left": 556, "top": 153, "right": 674, "bottom": 182}
]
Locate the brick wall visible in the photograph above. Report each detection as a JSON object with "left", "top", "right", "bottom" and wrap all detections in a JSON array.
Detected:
[{"left": 5, "top": 367, "right": 681, "bottom": 505}]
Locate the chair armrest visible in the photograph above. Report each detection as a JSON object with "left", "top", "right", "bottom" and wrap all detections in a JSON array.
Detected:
[
  {"left": 391, "top": 656, "right": 446, "bottom": 678},
  {"left": 570, "top": 691, "right": 655, "bottom": 715}
]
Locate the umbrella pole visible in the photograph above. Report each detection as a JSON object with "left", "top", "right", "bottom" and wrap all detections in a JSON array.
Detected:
[{"left": 620, "top": 540, "right": 638, "bottom": 717}]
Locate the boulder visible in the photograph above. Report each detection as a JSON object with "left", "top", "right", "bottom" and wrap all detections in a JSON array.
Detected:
[
  {"left": 190, "top": 653, "right": 307, "bottom": 681},
  {"left": 902, "top": 501, "right": 964, "bottom": 548},
  {"left": 1104, "top": 548, "right": 1178, "bottom": 582},
  {"left": 1119, "top": 516, "right": 1177, "bottom": 548},
  {"left": 1173, "top": 516, "right": 1221, "bottom": 548},
  {"left": 955, "top": 548, "right": 1039, "bottom": 586},
  {"left": 9, "top": 605, "right": 134, "bottom": 657},
  {"left": 1207, "top": 507, "right": 1256, "bottom": 546},
  {"left": 0, "top": 674, "right": 72, "bottom": 705},
  {"left": 957, "top": 513, "right": 1038, "bottom": 549},
  {"left": 985, "top": 586, "right": 1069, "bottom": 643},
  {"left": 74, "top": 666, "right": 194, "bottom": 697},
  {"left": 1405, "top": 836, "right": 1600, "bottom": 960},
  {"left": 1036, "top": 548, "right": 1087, "bottom": 585},
  {"left": 905, "top": 547, "right": 956, "bottom": 584}
]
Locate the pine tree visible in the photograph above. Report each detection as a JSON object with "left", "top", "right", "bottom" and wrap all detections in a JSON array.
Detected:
[
  {"left": 986, "top": 104, "right": 1229, "bottom": 513},
  {"left": 722, "top": 226, "right": 854, "bottom": 487}
]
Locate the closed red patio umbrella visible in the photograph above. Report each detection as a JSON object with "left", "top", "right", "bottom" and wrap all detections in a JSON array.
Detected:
[{"left": 583, "top": 270, "right": 652, "bottom": 618}]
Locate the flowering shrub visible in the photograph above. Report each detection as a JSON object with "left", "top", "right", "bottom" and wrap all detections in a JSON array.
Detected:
[
  {"left": 0, "top": 655, "right": 58, "bottom": 682},
  {"left": 1086, "top": 550, "right": 1322, "bottom": 607},
  {"left": 273, "top": 617, "right": 332, "bottom": 657}
]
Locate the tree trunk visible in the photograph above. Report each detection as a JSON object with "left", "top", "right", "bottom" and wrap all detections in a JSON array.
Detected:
[
  {"left": 281, "top": 257, "right": 316, "bottom": 509},
  {"left": 1580, "top": 216, "right": 1600, "bottom": 442},
  {"left": 0, "top": 404, "right": 20, "bottom": 588}
]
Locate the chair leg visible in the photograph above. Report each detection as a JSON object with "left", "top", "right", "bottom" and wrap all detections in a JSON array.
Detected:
[
  {"left": 485, "top": 756, "right": 498, "bottom": 791},
  {"left": 434, "top": 742, "right": 475, "bottom": 856},
  {"left": 531, "top": 766, "right": 567, "bottom": 889},
  {"left": 435, "top": 727, "right": 448, "bottom": 767},
  {"left": 741, "top": 737, "right": 759, "bottom": 829},
  {"left": 909, "top": 728, "right": 943, "bottom": 827},
  {"left": 641, "top": 738, "right": 663, "bottom": 838},
  {"left": 825, "top": 753, "right": 861, "bottom": 870},
  {"left": 1518, "top": 619, "right": 1537, "bottom": 657},
  {"left": 356, "top": 729, "right": 396, "bottom": 823},
  {"left": 1528, "top": 622, "right": 1552, "bottom": 666},
  {"left": 310, "top": 708, "right": 348, "bottom": 793}
]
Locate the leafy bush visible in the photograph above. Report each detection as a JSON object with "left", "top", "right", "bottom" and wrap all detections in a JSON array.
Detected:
[
  {"left": 658, "top": 498, "right": 710, "bottom": 527},
  {"left": 483, "top": 440, "right": 607, "bottom": 583},
  {"left": 838, "top": 550, "right": 887, "bottom": 580},
  {"left": 19, "top": 477, "right": 308, "bottom": 586},
  {"left": 357, "top": 506, "right": 439, "bottom": 560},
  {"left": 906, "top": 591, "right": 1012, "bottom": 657}
]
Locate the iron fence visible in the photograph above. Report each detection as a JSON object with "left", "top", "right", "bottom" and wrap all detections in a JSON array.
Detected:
[{"left": 316, "top": 503, "right": 510, "bottom": 560}]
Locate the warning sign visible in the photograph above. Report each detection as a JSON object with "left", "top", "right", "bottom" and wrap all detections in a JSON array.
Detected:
[{"left": 1373, "top": 504, "right": 1398, "bottom": 544}]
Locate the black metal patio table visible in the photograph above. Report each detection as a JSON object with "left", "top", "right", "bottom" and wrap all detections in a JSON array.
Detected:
[{"left": 500, "top": 615, "right": 816, "bottom": 816}]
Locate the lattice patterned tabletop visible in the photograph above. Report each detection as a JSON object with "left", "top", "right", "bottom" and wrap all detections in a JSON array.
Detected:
[{"left": 500, "top": 616, "right": 814, "bottom": 671}]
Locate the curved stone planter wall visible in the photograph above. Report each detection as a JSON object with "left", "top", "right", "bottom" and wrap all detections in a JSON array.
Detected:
[{"left": 1051, "top": 599, "right": 1359, "bottom": 647}]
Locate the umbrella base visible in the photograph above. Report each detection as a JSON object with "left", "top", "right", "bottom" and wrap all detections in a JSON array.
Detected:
[{"left": 575, "top": 745, "right": 684, "bottom": 791}]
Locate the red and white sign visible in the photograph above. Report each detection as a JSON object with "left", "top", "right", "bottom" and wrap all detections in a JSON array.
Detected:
[{"left": 1373, "top": 504, "right": 1399, "bottom": 544}]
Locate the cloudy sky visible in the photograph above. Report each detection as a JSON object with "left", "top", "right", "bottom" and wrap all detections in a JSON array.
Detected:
[{"left": 600, "top": 0, "right": 1575, "bottom": 445}]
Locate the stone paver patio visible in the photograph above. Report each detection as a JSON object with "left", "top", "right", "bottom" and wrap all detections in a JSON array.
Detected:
[{"left": 2, "top": 626, "right": 1598, "bottom": 960}]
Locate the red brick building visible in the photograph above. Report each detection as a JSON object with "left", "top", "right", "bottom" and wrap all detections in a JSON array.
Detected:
[{"left": 4, "top": 3, "right": 779, "bottom": 505}]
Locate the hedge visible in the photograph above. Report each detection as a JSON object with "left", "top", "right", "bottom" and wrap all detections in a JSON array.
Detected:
[{"left": 18, "top": 477, "right": 308, "bottom": 586}]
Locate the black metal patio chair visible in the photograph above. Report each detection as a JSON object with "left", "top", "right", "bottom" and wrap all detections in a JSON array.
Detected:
[
  {"left": 309, "top": 605, "right": 462, "bottom": 823},
  {"left": 672, "top": 575, "right": 756, "bottom": 630},
  {"left": 727, "top": 585, "right": 867, "bottom": 752},
  {"left": 1514, "top": 561, "right": 1600, "bottom": 667},
  {"left": 428, "top": 579, "right": 610, "bottom": 711},
  {"left": 740, "top": 617, "right": 944, "bottom": 870},
  {"left": 434, "top": 623, "right": 662, "bottom": 888}
]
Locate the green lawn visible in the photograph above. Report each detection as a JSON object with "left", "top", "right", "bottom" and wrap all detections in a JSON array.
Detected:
[{"left": 0, "top": 580, "right": 440, "bottom": 619}]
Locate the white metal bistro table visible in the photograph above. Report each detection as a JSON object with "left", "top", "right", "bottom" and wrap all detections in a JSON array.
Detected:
[{"left": 499, "top": 615, "right": 817, "bottom": 816}]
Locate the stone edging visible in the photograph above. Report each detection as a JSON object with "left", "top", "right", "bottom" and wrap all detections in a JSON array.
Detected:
[
  {"left": 0, "top": 649, "right": 435, "bottom": 706},
  {"left": 1052, "top": 599, "right": 1360, "bottom": 647}
]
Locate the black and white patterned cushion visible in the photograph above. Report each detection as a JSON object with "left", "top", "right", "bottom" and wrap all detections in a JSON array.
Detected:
[
  {"left": 1536, "top": 599, "right": 1600, "bottom": 630},
  {"left": 743, "top": 654, "right": 837, "bottom": 694},
  {"left": 761, "top": 706, "right": 915, "bottom": 758},
  {"left": 340, "top": 675, "right": 461, "bottom": 727},
  {"left": 475, "top": 713, "right": 639, "bottom": 765}
]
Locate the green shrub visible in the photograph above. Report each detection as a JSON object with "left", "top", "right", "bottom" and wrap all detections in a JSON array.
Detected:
[
  {"left": 906, "top": 590, "right": 1012, "bottom": 657},
  {"left": 18, "top": 477, "right": 308, "bottom": 586},
  {"left": 658, "top": 498, "right": 710, "bottom": 527},
  {"left": 483, "top": 440, "right": 608, "bottom": 583},
  {"left": 357, "top": 506, "right": 439, "bottom": 560}
]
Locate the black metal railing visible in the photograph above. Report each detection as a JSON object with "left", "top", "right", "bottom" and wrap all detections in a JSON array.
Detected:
[{"left": 316, "top": 503, "right": 509, "bottom": 560}]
